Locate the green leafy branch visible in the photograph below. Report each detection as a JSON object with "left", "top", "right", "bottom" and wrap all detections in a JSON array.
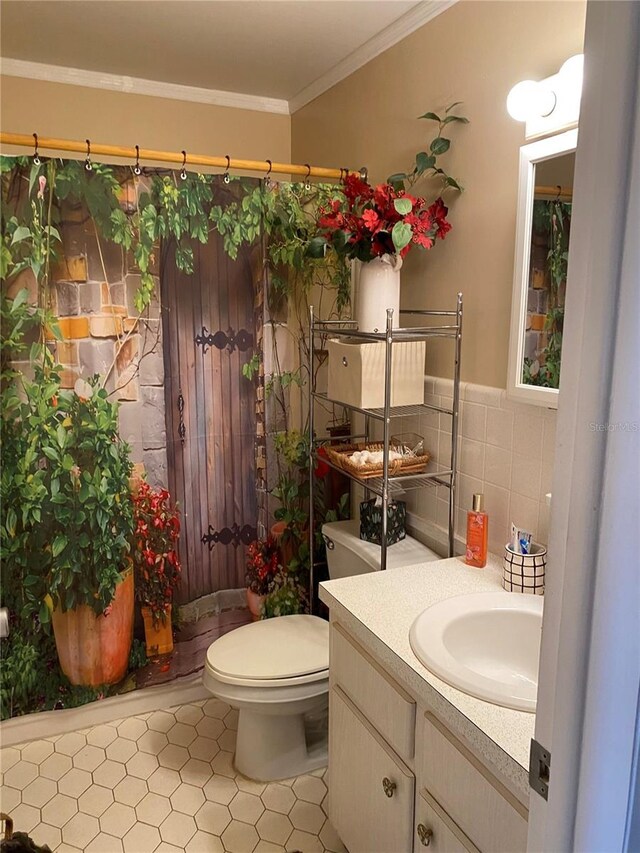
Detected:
[
  {"left": 388, "top": 102, "right": 468, "bottom": 193},
  {"left": 242, "top": 353, "right": 260, "bottom": 381}
]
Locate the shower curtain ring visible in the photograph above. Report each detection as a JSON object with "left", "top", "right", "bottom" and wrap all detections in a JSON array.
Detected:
[
  {"left": 264, "top": 159, "right": 273, "bottom": 188},
  {"left": 223, "top": 155, "right": 231, "bottom": 184},
  {"left": 85, "top": 139, "right": 93, "bottom": 171},
  {"left": 341, "top": 167, "right": 348, "bottom": 183},
  {"left": 304, "top": 164, "right": 311, "bottom": 191},
  {"left": 180, "top": 150, "right": 187, "bottom": 180},
  {"left": 32, "top": 133, "right": 40, "bottom": 165},
  {"left": 359, "top": 166, "right": 369, "bottom": 182},
  {"left": 133, "top": 144, "right": 142, "bottom": 176}
]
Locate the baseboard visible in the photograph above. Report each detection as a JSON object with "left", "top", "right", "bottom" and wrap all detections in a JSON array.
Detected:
[{"left": 0, "top": 672, "right": 210, "bottom": 748}]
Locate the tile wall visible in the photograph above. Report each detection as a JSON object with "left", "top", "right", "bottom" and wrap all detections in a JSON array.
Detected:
[{"left": 393, "top": 377, "right": 556, "bottom": 556}]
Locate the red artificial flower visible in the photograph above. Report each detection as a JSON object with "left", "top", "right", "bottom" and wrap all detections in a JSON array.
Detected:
[
  {"left": 343, "top": 173, "right": 373, "bottom": 204},
  {"left": 361, "top": 209, "right": 380, "bottom": 233},
  {"left": 429, "top": 198, "right": 452, "bottom": 239},
  {"left": 412, "top": 231, "right": 434, "bottom": 250}
]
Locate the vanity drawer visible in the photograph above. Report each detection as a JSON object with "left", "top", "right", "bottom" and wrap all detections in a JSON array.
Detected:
[
  {"left": 418, "top": 712, "right": 528, "bottom": 853},
  {"left": 329, "top": 686, "right": 415, "bottom": 853},
  {"left": 331, "top": 622, "right": 415, "bottom": 761},
  {"left": 415, "top": 789, "right": 480, "bottom": 853}
]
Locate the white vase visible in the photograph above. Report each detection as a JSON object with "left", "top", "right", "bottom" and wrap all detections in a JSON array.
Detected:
[{"left": 355, "top": 255, "right": 402, "bottom": 332}]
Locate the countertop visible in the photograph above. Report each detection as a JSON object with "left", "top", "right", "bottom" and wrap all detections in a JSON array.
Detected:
[{"left": 319, "top": 553, "right": 535, "bottom": 800}]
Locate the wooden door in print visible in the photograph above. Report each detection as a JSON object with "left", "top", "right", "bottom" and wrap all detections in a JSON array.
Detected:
[{"left": 162, "top": 232, "right": 258, "bottom": 604}]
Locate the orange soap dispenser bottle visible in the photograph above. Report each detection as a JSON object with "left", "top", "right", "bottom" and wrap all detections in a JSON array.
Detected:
[{"left": 465, "top": 493, "right": 488, "bottom": 568}]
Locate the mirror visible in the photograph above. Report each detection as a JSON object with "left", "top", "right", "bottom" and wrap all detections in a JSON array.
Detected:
[{"left": 507, "top": 129, "right": 577, "bottom": 408}]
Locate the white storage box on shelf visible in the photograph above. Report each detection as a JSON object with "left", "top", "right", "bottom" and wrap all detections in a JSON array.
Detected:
[{"left": 327, "top": 338, "right": 426, "bottom": 409}]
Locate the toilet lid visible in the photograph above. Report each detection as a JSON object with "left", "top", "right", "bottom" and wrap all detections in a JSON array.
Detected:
[{"left": 206, "top": 614, "right": 329, "bottom": 682}]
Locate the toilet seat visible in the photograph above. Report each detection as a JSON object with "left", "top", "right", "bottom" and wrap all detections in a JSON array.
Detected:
[
  {"left": 205, "top": 614, "right": 329, "bottom": 688},
  {"left": 206, "top": 665, "right": 328, "bottom": 689}
]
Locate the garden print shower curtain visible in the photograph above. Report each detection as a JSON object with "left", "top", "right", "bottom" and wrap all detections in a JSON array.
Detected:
[{"left": 0, "top": 157, "right": 265, "bottom": 717}]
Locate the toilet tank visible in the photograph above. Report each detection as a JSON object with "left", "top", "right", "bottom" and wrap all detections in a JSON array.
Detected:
[{"left": 322, "top": 520, "right": 441, "bottom": 579}]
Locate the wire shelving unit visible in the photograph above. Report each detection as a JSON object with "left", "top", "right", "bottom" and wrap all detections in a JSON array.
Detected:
[{"left": 308, "top": 293, "right": 463, "bottom": 609}]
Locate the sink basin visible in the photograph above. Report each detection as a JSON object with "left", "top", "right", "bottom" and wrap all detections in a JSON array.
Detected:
[{"left": 409, "top": 591, "right": 543, "bottom": 712}]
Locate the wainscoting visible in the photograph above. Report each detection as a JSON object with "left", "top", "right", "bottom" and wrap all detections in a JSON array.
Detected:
[{"left": 378, "top": 377, "right": 556, "bottom": 556}]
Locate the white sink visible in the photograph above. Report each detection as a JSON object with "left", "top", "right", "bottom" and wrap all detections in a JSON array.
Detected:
[{"left": 409, "top": 591, "right": 543, "bottom": 712}]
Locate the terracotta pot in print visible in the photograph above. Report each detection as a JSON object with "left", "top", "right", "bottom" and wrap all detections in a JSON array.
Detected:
[
  {"left": 271, "top": 521, "right": 301, "bottom": 569},
  {"left": 51, "top": 566, "right": 134, "bottom": 686},
  {"left": 141, "top": 604, "right": 174, "bottom": 656},
  {"left": 246, "top": 588, "right": 265, "bottom": 621}
]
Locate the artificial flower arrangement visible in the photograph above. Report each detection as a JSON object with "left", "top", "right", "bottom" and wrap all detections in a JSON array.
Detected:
[
  {"left": 309, "top": 104, "right": 467, "bottom": 264},
  {"left": 131, "top": 482, "right": 182, "bottom": 629},
  {"left": 314, "top": 174, "right": 452, "bottom": 264},
  {"left": 246, "top": 536, "right": 281, "bottom": 596}
]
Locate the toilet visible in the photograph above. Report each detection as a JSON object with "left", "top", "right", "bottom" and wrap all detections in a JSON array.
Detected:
[
  {"left": 204, "top": 520, "right": 441, "bottom": 780},
  {"left": 322, "top": 519, "right": 441, "bottom": 576}
]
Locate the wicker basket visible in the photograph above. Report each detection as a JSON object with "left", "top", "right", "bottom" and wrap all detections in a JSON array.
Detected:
[{"left": 323, "top": 442, "right": 431, "bottom": 480}]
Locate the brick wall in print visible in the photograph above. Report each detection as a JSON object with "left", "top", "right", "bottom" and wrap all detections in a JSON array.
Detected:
[{"left": 12, "top": 181, "right": 168, "bottom": 488}]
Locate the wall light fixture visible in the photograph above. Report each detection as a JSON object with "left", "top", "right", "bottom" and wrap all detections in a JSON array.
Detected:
[{"left": 507, "top": 54, "right": 584, "bottom": 138}]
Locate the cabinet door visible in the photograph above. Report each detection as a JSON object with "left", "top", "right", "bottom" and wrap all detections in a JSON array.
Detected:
[
  {"left": 414, "top": 789, "right": 480, "bottom": 853},
  {"left": 329, "top": 686, "right": 415, "bottom": 853},
  {"left": 332, "top": 623, "right": 416, "bottom": 761},
  {"left": 418, "top": 712, "right": 528, "bottom": 853}
]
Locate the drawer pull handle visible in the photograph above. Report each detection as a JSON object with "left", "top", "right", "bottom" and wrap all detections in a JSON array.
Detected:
[
  {"left": 417, "top": 824, "right": 433, "bottom": 847},
  {"left": 342, "top": 356, "right": 348, "bottom": 367},
  {"left": 382, "top": 777, "right": 396, "bottom": 798}
]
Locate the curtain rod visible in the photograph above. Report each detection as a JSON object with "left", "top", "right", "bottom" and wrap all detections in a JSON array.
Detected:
[
  {"left": 534, "top": 184, "right": 573, "bottom": 201},
  {"left": 0, "top": 132, "right": 363, "bottom": 181}
]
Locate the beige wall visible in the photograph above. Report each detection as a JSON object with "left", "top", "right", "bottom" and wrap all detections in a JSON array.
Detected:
[
  {"left": 0, "top": 76, "right": 291, "bottom": 169},
  {"left": 292, "top": 1, "right": 585, "bottom": 388},
  {"left": 1, "top": 0, "right": 587, "bottom": 389}
]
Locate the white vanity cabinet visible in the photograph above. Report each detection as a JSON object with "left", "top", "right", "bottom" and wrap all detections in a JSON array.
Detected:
[
  {"left": 327, "top": 620, "right": 529, "bottom": 853},
  {"left": 328, "top": 623, "right": 416, "bottom": 853}
]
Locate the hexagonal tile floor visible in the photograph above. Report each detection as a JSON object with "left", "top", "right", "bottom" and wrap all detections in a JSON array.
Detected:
[{"left": 0, "top": 698, "right": 346, "bottom": 853}]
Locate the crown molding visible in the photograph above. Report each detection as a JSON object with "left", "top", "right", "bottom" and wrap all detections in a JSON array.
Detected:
[
  {"left": 0, "top": 3, "right": 457, "bottom": 118},
  {"left": 0, "top": 58, "right": 290, "bottom": 115},
  {"left": 288, "top": 0, "right": 457, "bottom": 114}
]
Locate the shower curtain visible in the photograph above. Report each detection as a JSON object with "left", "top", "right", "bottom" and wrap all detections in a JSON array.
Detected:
[{"left": 0, "top": 158, "right": 267, "bottom": 716}]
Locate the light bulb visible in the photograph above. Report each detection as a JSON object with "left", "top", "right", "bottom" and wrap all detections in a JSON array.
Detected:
[
  {"left": 507, "top": 80, "right": 556, "bottom": 122},
  {"left": 507, "top": 80, "right": 539, "bottom": 122},
  {"left": 507, "top": 80, "right": 538, "bottom": 121},
  {"left": 560, "top": 54, "right": 584, "bottom": 92}
]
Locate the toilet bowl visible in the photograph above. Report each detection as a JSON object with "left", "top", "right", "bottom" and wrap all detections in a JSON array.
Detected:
[
  {"left": 204, "top": 614, "right": 329, "bottom": 781},
  {"left": 204, "top": 522, "right": 441, "bottom": 780}
]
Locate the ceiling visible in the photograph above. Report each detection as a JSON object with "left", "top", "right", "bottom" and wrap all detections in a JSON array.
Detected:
[{"left": 0, "top": 0, "right": 438, "bottom": 107}]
